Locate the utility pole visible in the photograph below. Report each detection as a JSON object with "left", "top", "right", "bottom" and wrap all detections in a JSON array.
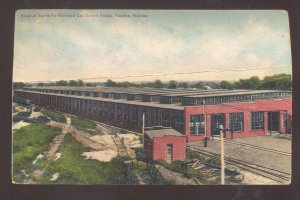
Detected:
[
  {"left": 203, "top": 99, "right": 207, "bottom": 147},
  {"left": 142, "top": 112, "right": 145, "bottom": 148},
  {"left": 219, "top": 124, "right": 225, "bottom": 185}
]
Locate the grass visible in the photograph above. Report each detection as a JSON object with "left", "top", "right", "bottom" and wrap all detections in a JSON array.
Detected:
[
  {"left": 39, "top": 134, "right": 128, "bottom": 184},
  {"left": 129, "top": 159, "right": 148, "bottom": 171},
  {"left": 13, "top": 123, "right": 61, "bottom": 183},
  {"left": 41, "top": 109, "right": 66, "bottom": 123},
  {"left": 71, "top": 116, "right": 97, "bottom": 130}
]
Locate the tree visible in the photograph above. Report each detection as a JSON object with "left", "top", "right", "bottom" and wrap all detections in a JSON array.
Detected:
[
  {"left": 55, "top": 80, "right": 68, "bottom": 86},
  {"left": 206, "top": 81, "right": 221, "bottom": 89},
  {"left": 167, "top": 80, "right": 178, "bottom": 89},
  {"left": 68, "top": 80, "right": 85, "bottom": 86},
  {"left": 69, "top": 80, "right": 78, "bottom": 86},
  {"left": 191, "top": 81, "right": 205, "bottom": 89},
  {"left": 248, "top": 76, "right": 261, "bottom": 89},
  {"left": 178, "top": 82, "right": 189, "bottom": 88},
  {"left": 153, "top": 80, "right": 165, "bottom": 88},
  {"left": 220, "top": 81, "right": 233, "bottom": 89},
  {"left": 260, "top": 73, "right": 291, "bottom": 90},
  {"left": 13, "top": 82, "right": 26, "bottom": 90},
  {"left": 105, "top": 79, "right": 117, "bottom": 87},
  {"left": 77, "top": 80, "right": 84, "bottom": 86}
]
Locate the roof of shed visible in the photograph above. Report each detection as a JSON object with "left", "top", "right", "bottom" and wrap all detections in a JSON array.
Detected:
[{"left": 145, "top": 128, "right": 184, "bottom": 139}]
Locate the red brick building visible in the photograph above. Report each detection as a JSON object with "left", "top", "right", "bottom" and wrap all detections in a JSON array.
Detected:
[
  {"left": 14, "top": 87, "right": 292, "bottom": 143},
  {"left": 144, "top": 128, "right": 186, "bottom": 162}
]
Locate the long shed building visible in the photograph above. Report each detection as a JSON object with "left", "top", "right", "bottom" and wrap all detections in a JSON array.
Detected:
[{"left": 14, "top": 86, "right": 292, "bottom": 142}]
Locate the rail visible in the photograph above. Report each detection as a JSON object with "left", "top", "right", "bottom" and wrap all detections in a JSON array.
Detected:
[{"left": 187, "top": 146, "right": 291, "bottom": 184}]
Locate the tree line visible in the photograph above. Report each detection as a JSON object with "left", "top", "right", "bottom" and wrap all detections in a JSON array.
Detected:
[
  {"left": 13, "top": 73, "right": 292, "bottom": 90},
  {"left": 104, "top": 73, "right": 292, "bottom": 90}
]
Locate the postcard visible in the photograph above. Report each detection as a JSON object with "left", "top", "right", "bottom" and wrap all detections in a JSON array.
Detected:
[{"left": 12, "top": 9, "right": 292, "bottom": 185}]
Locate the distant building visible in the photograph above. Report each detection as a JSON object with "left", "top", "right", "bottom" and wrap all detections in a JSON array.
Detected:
[{"left": 14, "top": 86, "right": 292, "bottom": 144}]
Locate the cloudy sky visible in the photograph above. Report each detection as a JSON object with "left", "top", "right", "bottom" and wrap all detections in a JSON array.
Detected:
[{"left": 13, "top": 10, "right": 292, "bottom": 82}]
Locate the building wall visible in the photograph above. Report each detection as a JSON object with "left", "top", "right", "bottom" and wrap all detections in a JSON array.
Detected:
[
  {"left": 184, "top": 99, "right": 292, "bottom": 142},
  {"left": 152, "top": 135, "right": 186, "bottom": 161},
  {"left": 14, "top": 90, "right": 292, "bottom": 142},
  {"left": 14, "top": 91, "right": 183, "bottom": 133}
]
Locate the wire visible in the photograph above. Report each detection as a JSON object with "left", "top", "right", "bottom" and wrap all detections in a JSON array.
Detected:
[
  {"left": 26, "top": 65, "right": 292, "bottom": 83},
  {"left": 78, "top": 65, "right": 291, "bottom": 80}
]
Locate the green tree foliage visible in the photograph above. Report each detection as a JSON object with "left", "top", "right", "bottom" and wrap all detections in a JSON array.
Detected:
[
  {"left": 55, "top": 80, "right": 68, "bottom": 86},
  {"left": 37, "top": 83, "right": 44, "bottom": 87},
  {"left": 13, "top": 82, "right": 26, "bottom": 90},
  {"left": 68, "top": 80, "right": 84, "bottom": 87},
  {"left": 234, "top": 76, "right": 261, "bottom": 89},
  {"left": 220, "top": 81, "right": 233, "bottom": 89},
  {"left": 178, "top": 82, "right": 189, "bottom": 88},
  {"left": 260, "top": 73, "right": 292, "bottom": 90},
  {"left": 77, "top": 80, "right": 84, "bottom": 86},
  {"left": 191, "top": 81, "right": 205, "bottom": 89},
  {"left": 105, "top": 79, "right": 117, "bottom": 87},
  {"left": 206, "top": 81, "right": 221, "bottom": 89},
  {"left": 69, "top": 80, "right": 78, "bottom": 86},
  {"left": 80, "top": 73, "right": 291, "bottom": 90},
  {"left": 168, "top": 80, "right": 178, "bottom": 89},
  {"left": 249, "top": 76, "right": 261, "bottom": 89},
  {"left": 153, "top": 80, "right": 165, "bottom": 88}
]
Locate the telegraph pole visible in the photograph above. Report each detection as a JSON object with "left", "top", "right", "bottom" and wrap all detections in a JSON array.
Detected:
[
  {"left": 142, "top": 113, "right": 145, "bottom": 148},
  {"left": 203, "top": 99, "right": 207, "bottom": 147},
  {"left": 219, "top": 124, "right": 225, "bottom": 185}
]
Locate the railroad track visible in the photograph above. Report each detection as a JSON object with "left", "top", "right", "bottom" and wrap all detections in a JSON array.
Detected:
[
  {"left": 97, "top": 123, "right": 129, "bottom": 157},
  {"left": 187, "top": 146, "right": 291, "bottom": 184},
  {"left": 213, "top": 138, "right": 291, "bottom": 156},
  {"left": 96, "top": 124, "right": 112, "bottom": 134}
]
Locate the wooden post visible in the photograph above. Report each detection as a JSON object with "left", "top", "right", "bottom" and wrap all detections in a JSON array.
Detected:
[
  {"left": 203, "top": 99, "right": 208, "bottom": 147},
  {"left": 142, "top": 113, "right": 145, "bottom": 149}
]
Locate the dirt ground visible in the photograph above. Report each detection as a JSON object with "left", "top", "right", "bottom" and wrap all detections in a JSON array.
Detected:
[
  {"left": 241, "top": 170, "right": 278, "bottom": 185},
  {"left": 12, "top": 121, "right": 30, "bottom": 130},
  {"left": 117, "top": 133, "right": 142, "bottom": 159},
  {"left": 29, "top": 110, "right": 43, "bottom": 118},
  {"left": 70, "top": 127, "right": 120, "bottom": 162},
  {"left": 13, "top": 104, "right": 28, "bottom": 114},
  {"left": 69, "top": 126, "right": 142, "bottom": 162},
  {"left": 82, "top": 150, "right": 119, "bottom": 162}
]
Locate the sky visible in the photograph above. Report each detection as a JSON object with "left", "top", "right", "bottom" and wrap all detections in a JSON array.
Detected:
[{"left": 13, "top": 10, "right": 292, "bottom": 82}]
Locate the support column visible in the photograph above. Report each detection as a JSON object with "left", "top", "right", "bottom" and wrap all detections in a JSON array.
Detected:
[
  {"left": 264, "top": 112, "right": 268, "bottom": 134},
  {"left": 279, "top": 111, "right": 284, "bottom": 133},
  {"left": 225, "top": 113, "right": 230, "bottom": 139}
]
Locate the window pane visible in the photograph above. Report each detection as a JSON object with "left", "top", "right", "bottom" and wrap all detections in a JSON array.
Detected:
[
  {"left": 162, "top": 109, "right": 170, "bottom": 127},
  {"left": 229, "top": 113, "right": 244, "bottom": 132},
  {"left": 251, "top": 112, "right": 264, "bottom": 130},
  {"left": 173, "top": 110, "right": 184, "bottom": 133},
  {"left": 190, "top": 114, "right": 205, "bottom": 135}
]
